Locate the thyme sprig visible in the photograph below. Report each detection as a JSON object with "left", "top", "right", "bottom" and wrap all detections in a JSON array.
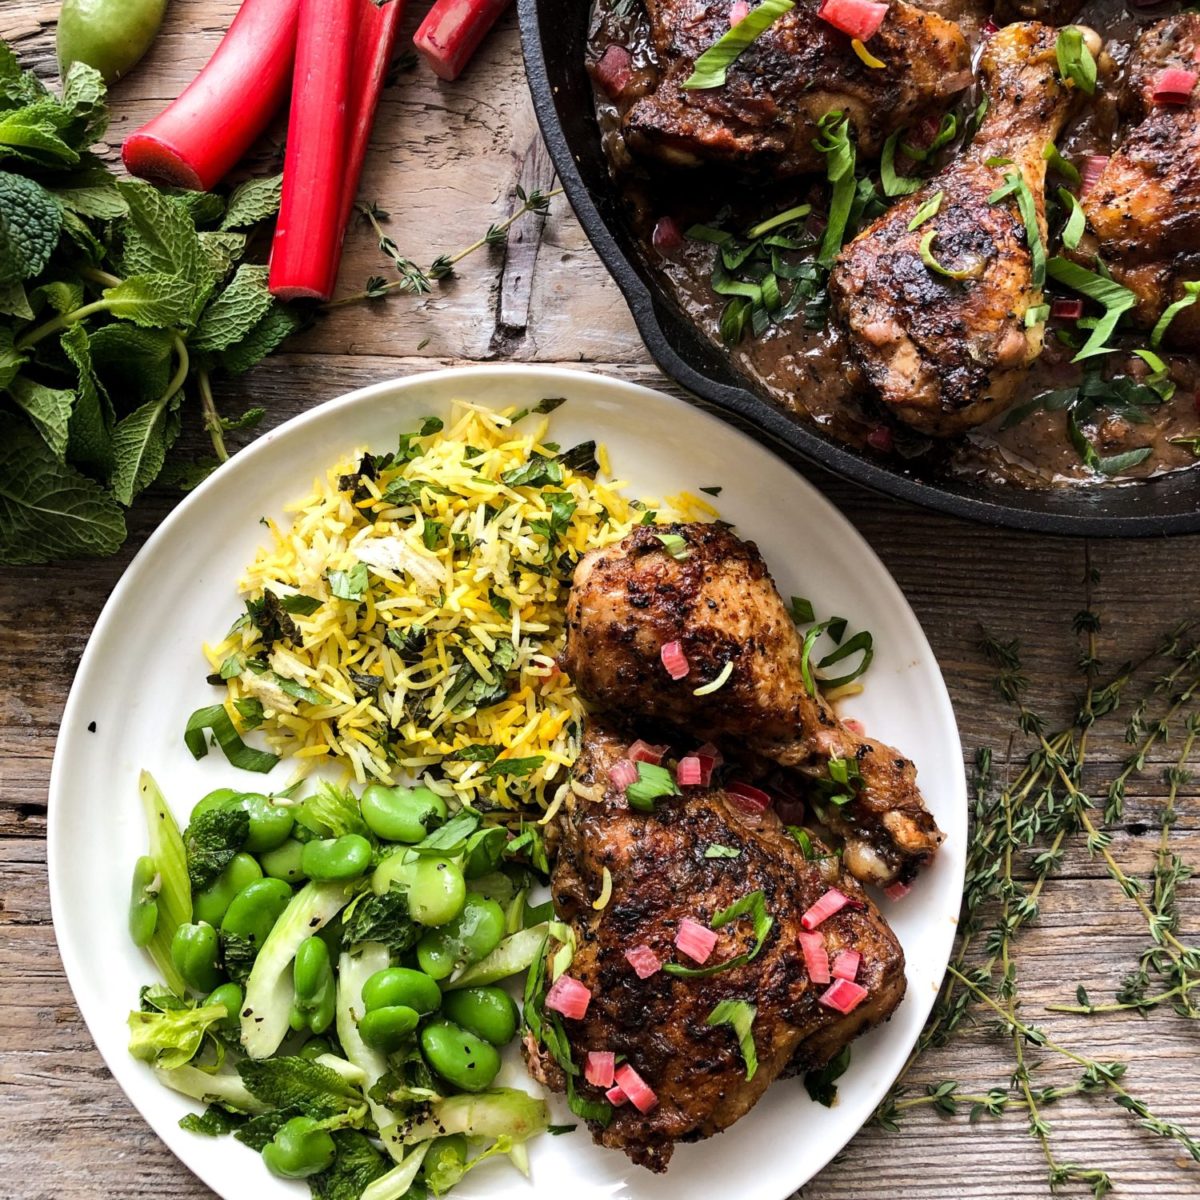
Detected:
[
  {"left": 328, "top": 187, "right": 563, "bottom": 308},
  {"left": 874, "top": 569, "right": 1200, "bottom": 1191}
]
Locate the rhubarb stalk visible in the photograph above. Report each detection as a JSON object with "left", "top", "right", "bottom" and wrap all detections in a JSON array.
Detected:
[
  {"left": 340, "top": 0, "right": 406, "bottom": 228},
  {"left": 269, "top": 0, "right": 356, "bottom": 301},
  {"left": 122, "top": 0, "right": 302, "bottom": 191},
  {"left": 414, "top": 0, "right": 513, "bottom": 82}
]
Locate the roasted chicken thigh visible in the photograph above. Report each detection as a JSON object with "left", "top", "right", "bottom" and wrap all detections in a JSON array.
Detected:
[
  {"left": 526, "top": 719, "right": 907, "bottom": 1171},
  {"left": 561, "top": 522, "right": 943, "bottom": 885},
  {"left": 623, "top": 0, "right": 972, "bottom": 177},
  {"left": 830, "top": 23, "right": 1088, "bottom": 434}
]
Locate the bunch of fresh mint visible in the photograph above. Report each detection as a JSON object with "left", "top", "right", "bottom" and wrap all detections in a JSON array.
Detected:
[{"left": 0, "top": 40, "right": 302, "bottom": 565}]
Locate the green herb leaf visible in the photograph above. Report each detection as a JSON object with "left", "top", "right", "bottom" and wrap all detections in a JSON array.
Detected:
[
  {"left": 664, "top": 890, "right": 773, "bottom": 977},
  {"left": 987, "top": 170, "right": 1045, "bottom": 290},
  {"left": 237, "top": 1055, "right": 364, "bottom": 1113},
  {"left": 500, "top": 453, "right": 563, "bottom": 488},
  {"left": 485, "top": 754, "right": 546, "bottom": 779},
  {"left": 682, "top": 0, "right": 795, "bottom": 89},
  {"left": 1046, "top": 257, "right": 1137, "bottom": 361},
  {"left": 341, "top": 889, "right": 419, "bottom": 955},
  {"left": 190, "top": 263, "right": 274, "bottom": 353},
  {"left": 1042, "top": 142, "right": 1081, "bottom": 186},
  {"left": 1056, "top": 27, "right": 1097, "bottom": 96},
  {"left": 183, "top": 703, "right": 280, "bottom": 773},
  {"left": 655, "top": 531, "right": 690, "bottom": 559},
  {"left": 804, "top": 1044, "right": 851, "bottom": 1106},
  {"left": 1150, "top": 282, "right": 1200, "bottom": 349},
  {"left": 626, "top": 761, "right": 680, "bottom": 812},
  {"left": 0, "top": 415, "right": 125, "bottom": 564},
  {"left": 557, "top": 440, "right": 599, "bottom": 476},
  {"left": 185, "top": 805, "right": 250, "bottom": 891},
  {"left": 704, "top": 844, "right": 742, "bottom": 859},
  {"left": 919, "top": 227, "right": 984, "bottom": 281},
  {"left": 329, "top": 562, "right": 369, "bottom": 601},
  {"left": 907, "top": 190, "right": 944, "bottom": 232},
  {"left": 817, "top": 629, "right": 875, "bottom": 688},
  {"left": 880, "top": 130, "right": 922, "bottom": 198},
  {"left": 0, "top": 170, "right": 61, "bottom": 286},
  {"left": 8, "top": 376, "right": 74, "bottom": 460},
  {"left": 220, "top": 174, "right": 283, "bottom": 231},
  {"left": 1058, "top": 188, "right": 1086, "bottom": 252},
  {"left": 103, "top": 273, "right": 198, "bottom": 329},
  {"left": 706, "top": 999, "right": 758, "bottom": 1079},
  {"left": 814, "top": 111, "right": 857, "bottom": 268}
]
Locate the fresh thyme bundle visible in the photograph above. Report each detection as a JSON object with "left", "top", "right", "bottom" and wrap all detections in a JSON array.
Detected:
[{"left": 875, "top": 569, "right": 1200, "bottom": 1196}]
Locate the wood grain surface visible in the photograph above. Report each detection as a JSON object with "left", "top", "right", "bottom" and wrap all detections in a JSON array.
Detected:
[{"left": 2, "top": 3, "right": 1199, "bottom": 1198}]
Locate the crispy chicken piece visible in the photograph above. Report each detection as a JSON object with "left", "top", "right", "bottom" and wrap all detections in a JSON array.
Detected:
[
  {"left": 561, "top": 523, "right": 943, "bottom": 885},
  {"left": 830, "top": 23, "right": 1088, "bottom": 435},
  {"left": 1082, "top": 15, "right": 1200, "bottom": 348},
  {"left": 623, "top": 0, "right": 972, "bottom": 177},
  {"left": 526, "top": 719, "right": 906, "bottom": 1171}
]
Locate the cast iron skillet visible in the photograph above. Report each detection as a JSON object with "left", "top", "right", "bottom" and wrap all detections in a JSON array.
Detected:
[{"left": 517, "top": 0, "right": 1200, "bottom": 536}]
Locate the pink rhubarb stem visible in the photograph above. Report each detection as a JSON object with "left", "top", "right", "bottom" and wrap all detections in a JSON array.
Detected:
[
  {"left": 122, "top": 0, "right": 302, "bottom": 191},
  {"left": 340, "top": 0, "right": 406, "bottom": 229},
  {"left": 269, "top": 0, "right": 356, "bottom": 301},
  {"left": 413, "top": 0, "right": 512, "bottom": 82}
]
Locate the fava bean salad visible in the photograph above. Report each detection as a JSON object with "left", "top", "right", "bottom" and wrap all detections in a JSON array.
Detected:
[{"left": 126, "top": 770, "right": 562, "bottom": 1198}]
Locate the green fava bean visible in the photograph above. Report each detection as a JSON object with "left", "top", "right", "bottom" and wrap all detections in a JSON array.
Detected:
[
  {"left": 261, "top": 1116, "right": 336, "bottom": 1179},
  {"left": 237, "top": 792, "right": 295, "bottom": 853},
  {"left": 260, "top": 838, "right": 308, "bottom": 883},
  {"left": 192, "top": 853, "right": 263, "bottom": 926},
  {"left": 204, "top": 982, "right": 244, "bottom": 1034},
  {"left": 190, "top": 788, "right": 241, "bottom": 821},
  {"left": 441, "top": 986, "right": 519, "bottom": 1046},
  {"left": 422, "top": 1135, "right": 469, "bottom": 1191},
  {"left": 290, "top": 936, "right": 336, "bottom": 1035},
  {"left": 128, "top": 855, "right": 160, "bottom": 948},
  {"left": 420, "top": 1020, "right": 501, "bottom": 1092},
  {"left": 358, "top": 1005, "right": 420, "bottom": 1053},
  {"left": 407, "top": 856, "right": 466, "bottom": 927},
  {"left": 170, "top": 922, "right": 223, "bottom": 994},
  {"left": 416, "top": 894, "right": 505, "bottom": 981},
  {"left": 57, "top": 0, "right": 168, "bottom": 84},
  {"left": 220, "top": 877, "right": 293, "bottom": 951},
  {"left": 301, "top": 834, "right": 372, "bottom": 882},
  {"left": 299, "top": 1036, "right": 334, "bottom": 1061},
  {"left": 361, "top": 967, "right": 442, "bottom": 1016},
  {"left": 361, "top": 784, "right": 447, "bottom": 844}
]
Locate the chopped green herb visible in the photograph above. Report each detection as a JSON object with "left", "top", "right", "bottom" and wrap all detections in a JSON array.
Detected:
[
  {"left": 907, "top": 191, "right": 944, "bottom": 233},
  {"left": 699, "top": 485, "right": 723, "bottom": 496},
  {"left": 655, "top": 531, "right": 690, "bottom": 560},
  {"left": 706, "top": 999, "right": 758, "bottom": 1080},
  {"left": 791, "top": 596, "right": 816, "bottom": 624},
  {"left": 805, "top": 1044, "right": 851, "bottom": 1106},
  {"left": 1150, "top": 282, "right": 1200, "bottom": 349},
  {"left": 745, "top": 204, "right": 811, "bottom": 240},
  {"left": 694, "top": 660, "right": 734, "bottom": 696},
  {"left": 988, "top": 170, "right": 1045, "bottom": 290},
  {"left": 328, "top": 562, "right": 368, "bottom": 601},
  {"left": 484, "top": 755, "right": 546, "bottom": 779},
  {"left": 682, "top": 0, "right": 795, "bottom": 90},
  {"left": 880, "top": 130, "right": 922, "bottom": 198},
  {"left": 1056, "top": 27, "right": 1097, "bottom": 95},
  {"left": 813, "top": 111, "right": 857, "bottom": 268},
  {"left": 500, "top": 454, "right": 563, "bottom": 488},
  {"left": 626, "top": 761, "right": 680, "bottom": 812},
  {"left": 1042, "top": 142, "right": 1081, "bottom": 186},
  {"left": 183, "top": 704, "right": 280, "bottom": 773},
  {"left": 1058, "top": 188, "right": 1086, "bottom": 252},
  {"left": 919, "top": 227, "right": 983, "bottom": 281},
  {"left": 663, "top": 890, "right": 773, "bottom": 978},
  {"left": 704, "top": 844, "right": 742, "bottom": 859},
  {"left": 278, "top": 593, "right": 322, "bottom": 616},
  {"left": 1045, "top": 257, "right": 1137, "bottom": 361}
]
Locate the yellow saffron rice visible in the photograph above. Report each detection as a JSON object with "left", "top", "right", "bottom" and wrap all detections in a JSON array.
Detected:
[{"left": 202, "top": 400, "right": 707, "bottom": 811}]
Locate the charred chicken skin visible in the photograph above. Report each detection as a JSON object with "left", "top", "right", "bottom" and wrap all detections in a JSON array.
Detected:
[
  {"left": 623, "top": 0, "right": 972, "bottom": 177},
  {"left": 526, "top": 720, "right": 907, "bottom": 1171},
  {"left": 1082, "top": 15, "right": 1200, "bottom": 348},
  {"left": 561, "top": 522, "right": 942, "bottom": 886},
  {"left": 830, "top": 23, "right": 1087, "bottom": 434}
]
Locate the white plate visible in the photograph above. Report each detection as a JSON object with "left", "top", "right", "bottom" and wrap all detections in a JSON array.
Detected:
[{"left": 49, "top": 365, "right": 966, "bottom": 1200}]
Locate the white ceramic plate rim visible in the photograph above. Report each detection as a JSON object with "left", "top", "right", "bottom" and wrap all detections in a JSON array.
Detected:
[{"left": 48, "top": 364, "right": 966, "bottom": 1200}]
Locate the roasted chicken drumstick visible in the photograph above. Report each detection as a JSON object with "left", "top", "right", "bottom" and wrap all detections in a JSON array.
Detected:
[
  {"left": 526, "top": 719, "right": 907, "bottom": 1171},
  {"left": 623, "top": 0, "right": 972, "bottom": 177},
  {"left": 830, "top": 23, "right": 1087, "bottom": 434},
  {"left": 1081, "top": 14, "right": 1200, "bottom": 348},
  {"left": 561, "top": 523, "right": 943, "bottom": 885}
]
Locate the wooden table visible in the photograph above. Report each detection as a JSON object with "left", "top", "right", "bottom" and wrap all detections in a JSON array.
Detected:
[{"left": 2, "top": 3, "right": 1198, "bottom": 1197}]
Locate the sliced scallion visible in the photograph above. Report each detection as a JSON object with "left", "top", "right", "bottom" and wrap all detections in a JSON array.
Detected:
[{"left": 682, "top": 0, "right": 795, "bottom": 90}]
